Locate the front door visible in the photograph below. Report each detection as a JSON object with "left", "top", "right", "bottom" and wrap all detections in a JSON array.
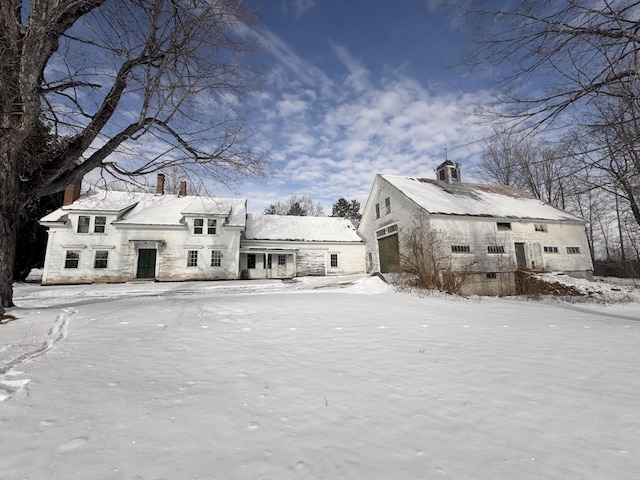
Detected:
[
  {"left": 277, "top": 254, "right": 287, "bottom": 277},
  {"left": 378, "top": 234, "right": 400, "bottom": 273},
  {"left": 514, "top": 243, "right": 527, "bottom": 270},
  {"left": 136, "top": 248, "right": 157, "bottom": 279}
]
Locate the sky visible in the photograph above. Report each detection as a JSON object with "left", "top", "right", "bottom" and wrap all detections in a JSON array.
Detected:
[{"left": 213, "top": 0, "right": 495, "bottom": 214}]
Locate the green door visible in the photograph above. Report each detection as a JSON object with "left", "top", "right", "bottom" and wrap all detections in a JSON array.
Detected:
[
  {"left": 136, "top": 249, "right": 157, "bottom": 279},
  {"left": 378, "top": 234, "right": 400, "bottom": 273}
]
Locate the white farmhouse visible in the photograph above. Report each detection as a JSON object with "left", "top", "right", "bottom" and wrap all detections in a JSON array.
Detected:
[
  {"left": 358, "top": 161, "right": 594, "bottom": 295},
  {"left": 39, "top": 175, "right": 365, "bottom": 285}
]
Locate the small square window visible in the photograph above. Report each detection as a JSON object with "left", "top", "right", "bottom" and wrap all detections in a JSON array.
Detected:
[
  {"left": 497, "top": 222, "right": 511, "bottom": 231},
  {"left": 211, "top": 250, "right": 222, "bottom": 267},
  {"left": 566, "top": 247, "right": 581, "bottom": 254},
  {"left": 330, "top": 253, "right": 338, "bottom": 267},
  {"left": 77, "top": 216, "right": 90, "bottom": 233},
  {"left": 487, "top": 245, "right": 506, "bottom": 254},
  {"left": 534, "top": 224, "right": 547, "bottom": 232},
  {"left": 64, "top": 250, "right": 80, "bottom": 268},
  {"left": 94, "top": 216, "right": 106, "bottom": 233},
  {"left": 94, "top": 250, "right": 109, "bottom": 268},
  {"left": 187, "top": 250, "right": 198, "bottom": 267},
  {"left": 193, "top": 218, "right": 204, "bottom": 234},
  {"left": 207, "top": 219, "right": 217, "bottom": 235}
]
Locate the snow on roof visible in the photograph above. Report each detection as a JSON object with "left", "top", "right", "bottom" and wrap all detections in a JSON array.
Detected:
[
  {"left": 44, "top": 189, "right": 246, "bottom": 227},
  {"left": 245, "top": 214, "right": 362, "bottom": 242},
  {"left": 382, "top": 175, "right": 585, "bottom": 222}
]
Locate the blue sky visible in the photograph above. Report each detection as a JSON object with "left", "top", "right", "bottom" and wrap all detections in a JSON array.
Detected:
[{"left": 215, "top": 1, "right": 496, "bottom": 213}]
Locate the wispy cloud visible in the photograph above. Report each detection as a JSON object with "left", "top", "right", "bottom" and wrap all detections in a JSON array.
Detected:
[
  {"left": 241, "top": 27, "right": 492, "bottom": 212},
  {"left": 282, "top": 0, "right": 316, "bottom": 18}
]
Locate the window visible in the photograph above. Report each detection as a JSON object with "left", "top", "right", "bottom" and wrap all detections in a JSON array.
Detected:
[
  {"left": 439, "top": 169, "right": 446, "bottom": 181},
  {"left": 451, "top": 168, "right": 458, "bottom": 180},
  {"left": 193, "top": 218, "right": 204, "bottom": 234},
  {"left": 486, "top": 272, "right": 497, "bottom": 279},
  {"left": 94, "top": 216, "right": 106, "bottom": 233},
  {"left": 387, "top": 224, "right": 398, "bottom": 233},
  {"left": 376, "top": 229, "right": 386, "bottom": 238},
  {"left": 544, "top": 246, "right": 559, "bottom": 253},
  {"left": 211, "top": 250, "right": 222, "bottom": 267},
  {"left": 451, "top": 245, "right": 471, "bottom": 253},
  {"left": 64, "top": 251, "right": 80, "bottom": 268},
  {"left": 94, "top": 250, "right": 109, "bottom": 269},
  {"left": 330, "top": 253, "right": 338, "bottom": 267},
  {"left": 187, "top": 250, "right": 198, "bottom": 267},
  {"left": 77, "top": 216, "right": 90, "bottom": 233},
  {"left": 375, "top": 203, "right": 380, "bottom": 219},
  {"left": 385, "top": 197, "right": 391, "bottom": 214},
  {"left": 278, "top": 255, "right": 286, "bottom": 266},
  {"left": 534, "top": 224, "right": 547, "bottom": 232},
  {"left": 247, "top": 254, "right": 256, "bottom": 269},
  {"left": 487, "top": 245, "right": 506, "bottom": 254},
  {"left": 566, "top": 247, "right": 581, "bottom": 254},
  {"left": 368, "top": 252, "right": 373, "bottom": 269},
  {"left": 496, "top": 222, "right": 512, "bottom": 231},
  {"left": 207, "top": 219, "right": 217, "bottom": 234}
]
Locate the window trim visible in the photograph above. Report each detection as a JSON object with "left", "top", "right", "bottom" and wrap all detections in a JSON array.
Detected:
[
  {"left": 330, "top": 253, "right": 338, "bottom": 268},
  {"left": 94, "top": 250, "right": 109, "bottom": 269},
  {"left": 77, "top": 215, "right": 90, "bottom": 234},
  {"left": 94, "top": 216, "right": 107, "bottom": 233},
  {"left": 64, "top": 250, "right": 80, "bottom": 269},
  {"left": 384, "top": 197, "right": 391, "bottom": 215},
  {"left": 487, "top": 245, "right": 506, "bottom": 254},
  {"left": 207, "top": 218, "right": 217, "bottom": 235},
  {"left": 375, "top": 203, "right": 380, "bottom": 219},
  {"left": 543, "top": 246, "right": 559, "bottom": 253},
  {"left": 210, "top": 250, "right": 222, "bottom": 267},
  {"left": 187, "top": 250, "right": 199, "bottom": 267},
  {"left": 496, "top": 222, "right": 512, "bottom": 231},
  {"left": 566, "top": 246, "right": 581, "bottom": 254}
]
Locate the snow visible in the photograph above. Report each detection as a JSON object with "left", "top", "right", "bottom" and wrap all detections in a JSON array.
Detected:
[
  {"left": 382, "top": 175, "right": 584, "bottom": 222},
  {"left": 2, "top": 276, "right": 640, "bottom": 479},
  {"left": 245, "top": 213, "right": 361, "bottom": 242}
]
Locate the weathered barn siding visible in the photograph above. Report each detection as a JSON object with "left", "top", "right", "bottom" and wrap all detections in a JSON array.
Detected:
[{"left": 358, "top": 172, "right": 594, "bottom": 296}]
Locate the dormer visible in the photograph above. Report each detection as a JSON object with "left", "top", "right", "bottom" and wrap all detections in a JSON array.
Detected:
[{"left": 435, "top": 160, "right": 461, "bottom": 184}]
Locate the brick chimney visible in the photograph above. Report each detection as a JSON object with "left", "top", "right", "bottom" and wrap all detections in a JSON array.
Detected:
[
  {"left": 179, "top": 180, "right": 187, "bottom": 197},
  {"left": 155, "top": 173, "right": 165, "bottom": 195},
  {"left": 63, "top": 179, "right": 82, "bottom": 205}
]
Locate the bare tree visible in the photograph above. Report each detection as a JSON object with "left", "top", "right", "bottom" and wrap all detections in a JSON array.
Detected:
[
  {"left": 461, "top": 1, "right": 640, "bottom": 133},
  {"left": 263, "top": 195, "right": 325, "bottom": 216},
  {"left": 0, "top": 0, "right": 263, "bottom": 312}
]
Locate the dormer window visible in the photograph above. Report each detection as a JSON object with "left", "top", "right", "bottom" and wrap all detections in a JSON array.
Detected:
[{"left": 193, "top": 218, "right": 217, "bottom": 235}]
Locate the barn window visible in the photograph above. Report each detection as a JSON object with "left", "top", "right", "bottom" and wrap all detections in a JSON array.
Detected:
[
  {"left": 534, "top": 224, "right": 547, "bottom": 232},
  {"left": 487, "top": 245, "right": 506, "bottom": 254},
  {"left": 330, "top": 253, "right": 339, "bottom": 267},
  {"left": 566, "top": 247, "right": 581, "bottom": 254},
  {"left": 187, "top": 250, "right": 198, "bottom": 267},
  {"left": 544, "top": 246, "right": 559, "bottom": 253},
  {"left": 486, "top": 272, "right": 497, "bottom": 279},
  {"left": 77, "top": 216, "right": 90, "bottom": 233},
  {"left": 94, "top": 250, "right": 109, "bottom": 269},
  {"left": 385, "top": 197, "right": 391, "bottom": 214},
  {"left": 207, "top": 219, "right": 217, "bottom": 234},
  {"left": 94, "top": 216, "right": 106, "bottom": 233},
  {"left": 496, "top": 222, "right": 511, "bottom": 231},
  {"left": 368, "top": 252, "right": 373, "bottom": 269},
  {"left": 211, "top": 250, "right": 222, "bottom": 267},
  {"left": 451, "top": 245, "right": 471, "bottom": 253},
  {"left": 375, "top": 203, "right": 380, "bottom": 219},
  {"left": 387, "top": 224, "right": 398, "bottom": 233},
  {"left": 64, "top": 251, "right": 80, "bottom": 268}
]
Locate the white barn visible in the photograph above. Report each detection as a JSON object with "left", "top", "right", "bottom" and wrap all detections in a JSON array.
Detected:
[
  {"left": 358, "top": 161, "right": 594, "bottom": 296},
  {"left": 39, "top": 176, "right": 365, "bottom": 285}
]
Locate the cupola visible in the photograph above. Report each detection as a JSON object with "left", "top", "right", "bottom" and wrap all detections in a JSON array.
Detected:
[{"left": 435, "top": 160, "right": 461, "bottom": 184}]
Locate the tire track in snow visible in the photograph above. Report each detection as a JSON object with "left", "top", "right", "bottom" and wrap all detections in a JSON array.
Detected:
[{"left": 0, "top": 308, "right": 75, "bottom": 401}]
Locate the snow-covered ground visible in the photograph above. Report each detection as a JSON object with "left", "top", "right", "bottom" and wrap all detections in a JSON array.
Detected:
[{"left": 2, "top": 275, "right": 640, "bottom": 479}]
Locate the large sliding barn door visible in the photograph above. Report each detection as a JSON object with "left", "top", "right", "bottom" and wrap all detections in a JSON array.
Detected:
[{"left": 378, "top": 234, "right": 400, "bottom": 273}]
